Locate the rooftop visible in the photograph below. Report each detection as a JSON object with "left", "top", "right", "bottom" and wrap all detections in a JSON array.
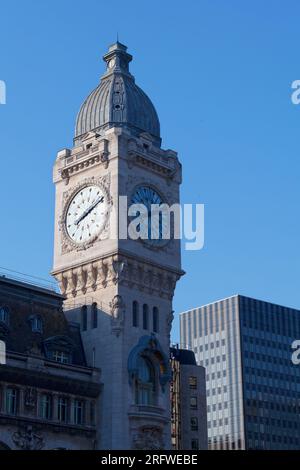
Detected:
[{"left": 179, "top": 294, "right": 300, "bottom": 315}]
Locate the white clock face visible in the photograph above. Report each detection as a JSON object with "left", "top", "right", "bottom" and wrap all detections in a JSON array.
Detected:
[{"left": 65, "top": 185, "right": 108, "bottom": 244}]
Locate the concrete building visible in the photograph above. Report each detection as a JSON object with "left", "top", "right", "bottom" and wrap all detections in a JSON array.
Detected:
[
  {"left": 180, "top": 295, "right": 300, "bottom": 450},
  {"left": 0, "top": 275, "right": 101, "bottom": 450},
  {"left": 52, "top": 41, "right": 183, "bottom": 449},
  {"left": 170, "top": 346, "right": 207, "bottom": 450}
]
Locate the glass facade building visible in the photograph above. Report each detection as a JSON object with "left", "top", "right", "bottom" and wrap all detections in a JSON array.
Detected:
[{"left": 180, "top": 295, "right": 300, "bottom": 450}]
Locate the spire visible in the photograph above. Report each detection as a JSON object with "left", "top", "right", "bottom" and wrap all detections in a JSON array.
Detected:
[{"left": 102, "top": 41, "right": 133, "bottom": 77}]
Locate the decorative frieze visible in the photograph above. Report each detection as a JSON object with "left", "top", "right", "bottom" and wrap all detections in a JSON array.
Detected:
[
  {"left": 54, "top": 254, "right": 182, "bottom": 300},
  {"left": 12, "top": 425, "right": 44, "bottom": 450}
]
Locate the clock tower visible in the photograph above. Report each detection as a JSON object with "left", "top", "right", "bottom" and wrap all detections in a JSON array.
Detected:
[{"left": 52, "top": 42, "right": 183, "bottom": 450}]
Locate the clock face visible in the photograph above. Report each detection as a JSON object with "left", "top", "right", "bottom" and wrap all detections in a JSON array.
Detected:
[
  {"left": 131, "top": 186, "right": 167, "bottom": 246},
  {"left": 65, "top": 185, "right": 108, "bottom": 244}
]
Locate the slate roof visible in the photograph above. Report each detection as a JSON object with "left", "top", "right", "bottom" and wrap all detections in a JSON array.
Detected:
[
  {"left": 75, "top": 42, "right": 160, "bottom": 144},
  {"left": 0, "top": 276, "right": 86, "bottom": 366}
]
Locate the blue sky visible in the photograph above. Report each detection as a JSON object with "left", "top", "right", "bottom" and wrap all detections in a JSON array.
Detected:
[{"left": 1, "top": 0, "right": 300, "bottom": 342}]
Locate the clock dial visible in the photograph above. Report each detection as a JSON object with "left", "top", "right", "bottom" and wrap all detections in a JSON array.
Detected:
[
  {"left": 131, "top": 186, "right": 166, "bottom": 246},
  {"left": 65, "top": 185, "right": 108, "bottom": 244}
]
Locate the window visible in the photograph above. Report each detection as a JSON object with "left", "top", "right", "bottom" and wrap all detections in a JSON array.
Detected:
[
  {"left": 73, "top": 400, "right": 84, "bottom": 425},
  {"left": 30, "top": 315, "right": 43, "bottom": 333},
  {"left": 91, "top": 303, "right": 97, "bottom": 329},
  {"left": 135, "top": 355, "right": 155, "bottom": 406},
  {"left": 5, "top": 388, "right": 18, "bottom": 415},
  {"left": 40, "top": 394, "right": 52, "bottom": 420},
  {"left": 58, "top": 397, "right": 68, "bottom": 423},
  {"left": 90, "top": 402, "right": 96, "bottom": 426},
  {"left": 0, "top": 307, "right": 9, "bottom": 325},
  {"left": 189, "top": 376, "right": 197, "bottom": 389},
  {"left": 191, "top": 417, "right": 198, "bottom": 431},
  {"left": 143, "top": 304, "right": 149, "bottom": 330},
  {"left": 191, "top": 439, "right": 199, "bottom": 450},
  {"left": 132, "top": 301, "right": 139, "bottom": 327},
  {"left": 81, "top": 305, "right": 87, "bottom": 331},
  {"left": 190, "top": 396, "right": 197, "bottom": 410},
  {"left": 153, "top": 307, "right": 159, "bottom": 333},
  {"left": 53, "top": 350, "right": 70, "bottom": 364}
]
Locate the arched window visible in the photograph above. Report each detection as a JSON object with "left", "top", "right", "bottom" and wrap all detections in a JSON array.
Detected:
[
  {"left": 91, "top": 303, "right": 97, "bottom": 329},
  {"left": 143, "top": 304, "right": 149, "bottom": 330},
  {"left": 153, "top": 307, "right": 159, "bottom": 333},
  {"left": 132, "top": 301, "right": 139, "bottom": 327},
  {"left": 135, "top": 355, "right": 155, "bottom": 406},
  {"left": 81, "top": 305, "right": 87, "bottom": 331},
  {"left": 0, "top": 307, "right": 9, "bottom": 325}
]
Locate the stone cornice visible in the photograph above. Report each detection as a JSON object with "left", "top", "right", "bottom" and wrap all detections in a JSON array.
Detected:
[
  {"left": 0, "top": 415, "right": 96, "bottom": 438},
  {"left": 0, "top": 364, "right": 101, "bottom": 398}
]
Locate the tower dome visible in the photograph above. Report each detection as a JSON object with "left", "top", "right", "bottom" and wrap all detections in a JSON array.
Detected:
[{"left": 75, "top": 42, "right": 161, "bottom": 145}]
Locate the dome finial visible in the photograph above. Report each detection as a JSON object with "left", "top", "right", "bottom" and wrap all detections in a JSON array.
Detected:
[{"left": 102, "top": 41, "right": 132, "bottom": 76}]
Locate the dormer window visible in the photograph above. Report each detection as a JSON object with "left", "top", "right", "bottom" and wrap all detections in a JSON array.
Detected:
[
  {"left": 44, "top": 335, "right": 74, "bottom": 365},
  {"left": 0, "top": 307, "right": 9, "bottom": 325},
  {"left": 53, "top": 350, "right": 70, "bottom": 364},
  {"left": 29, "top": 315, "right": 43, "bottom": 333}
]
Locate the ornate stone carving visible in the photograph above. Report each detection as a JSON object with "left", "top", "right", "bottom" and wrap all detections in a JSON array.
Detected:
[
  {"left": 12, "top": 425, "right": 44, "bottom": 450},
  {"left": 110, "top": 294, "right": 125, "bottom": 337},
  {"left": 166, "top": 310, "right": 174, "bottom": 341},
  {"left": 132, "top": 426, "right": 163, "bottom": 450},
  {"left": 54, "top": 254, "right": 182, "bottom": 299},
  {"left": 24, "top": 387, "right": 37, "bottom": 409},
  {"left": 112, "top": 258, "right": 126, "bottom": 284},
  {"left": 60, "top": 140, "right": 110, "bottom": 180}
]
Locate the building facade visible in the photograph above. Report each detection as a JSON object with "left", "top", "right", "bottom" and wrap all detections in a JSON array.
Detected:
[
  {"left": 52, "top": 42, "right": 183, "bottom": 449},
  {"left": 170, "top": 347, "right": 207, "bottom": 450},
  {"left": 0, "top": 276, "right": 101, "bottom": 450},
  {"left": 180, "top": 295, "right": 300, "bottom": 450}
]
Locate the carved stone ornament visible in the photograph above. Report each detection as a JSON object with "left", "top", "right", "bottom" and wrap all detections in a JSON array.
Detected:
[
  {"left": 12, "top": 425, "right": 44, "bottom": 450},
  {"left": 24, "top": 387, "right": 37, "bottom": 409},
  {"left": 132, "top": 426, "right": 164, "bottom": 450},
  {"left": 59, "top": 175, "right": 111, "bottom": 254},
  {"left": 166, "top": 310, "right": 174, "bottom": 339},
  {"left": 54, "top": 255, "right": 183, "bottom": 300},
  {"left": 110, "top": 294, "right": 125, "bottom": 337}
]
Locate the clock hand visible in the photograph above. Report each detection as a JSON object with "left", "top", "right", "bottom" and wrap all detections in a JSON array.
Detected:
[{"left": 74, "top": 196, "right": 104, "bottom": 225}]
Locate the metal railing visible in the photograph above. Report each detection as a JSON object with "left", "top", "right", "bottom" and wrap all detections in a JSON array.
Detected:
[
  {"left": 0, "top": 267, "right": 60, "bottom": 293},
  {"left": 64, "top": 298, "right": 111, "bottom": 314}
]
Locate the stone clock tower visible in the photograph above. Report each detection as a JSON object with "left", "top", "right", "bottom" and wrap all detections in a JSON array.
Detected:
[{"left": 52, "top": 42, "right": 183, "bottom": 450}]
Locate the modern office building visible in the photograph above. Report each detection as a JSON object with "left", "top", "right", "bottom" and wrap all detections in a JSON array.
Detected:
[
  {"left": 180, "top": 295, "right": 300, "bottom": 450},
  {"left": 170, "top": 346, "right": 207, "bottom": 450}
]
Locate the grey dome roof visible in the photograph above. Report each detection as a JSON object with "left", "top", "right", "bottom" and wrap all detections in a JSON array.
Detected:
[{"left": 75, "top": 42, "right": 160, "bottom": 144}]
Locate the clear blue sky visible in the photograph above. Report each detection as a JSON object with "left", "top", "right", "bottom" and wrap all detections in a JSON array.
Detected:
[{"left": 1, "top": 0, "right": 300, "bottom": 343}]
